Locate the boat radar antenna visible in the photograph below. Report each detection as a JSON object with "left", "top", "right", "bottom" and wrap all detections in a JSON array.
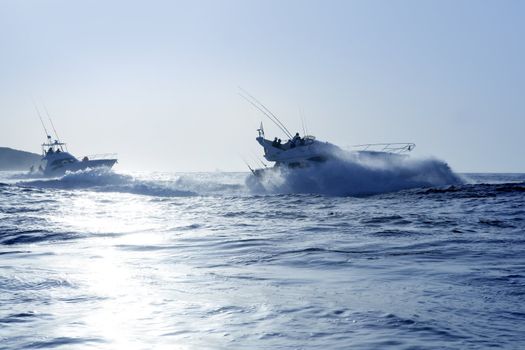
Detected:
[{"left": 239, "top": 87, "right": 294, "bottom": 140}]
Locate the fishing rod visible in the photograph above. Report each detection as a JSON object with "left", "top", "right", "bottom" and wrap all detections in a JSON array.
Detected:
[
  {"left": 250, "top": 150, "right": 267, "bottom": 168},
  {"left": 239, "top": 87, "right": 294, "bottom": 139},
  {"left": 239, "top": 93, "right": 290, "bottom": 139},
  {"left": 238, "top": 88, "right": 294, "bottom": 139},
  {"left": 240, "top": 155, "right": 256, "bottom": 176}
]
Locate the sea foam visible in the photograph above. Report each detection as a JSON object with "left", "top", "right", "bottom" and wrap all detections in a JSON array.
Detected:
[
  {"left": 18, "top": 168, "right": 197, "bottom": 197},
  {"left": 246, "top": 150, "right": 463, "bottom": 196}
]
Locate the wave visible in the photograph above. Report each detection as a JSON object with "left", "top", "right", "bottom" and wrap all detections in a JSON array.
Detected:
[
  {"left": 172, "top": 174, "right": 245, "bottom": 195},
  {"left": 14, "top": 169, "right": 250, "bottom": 197},
  {"left": 417, "top": 182, "right": 525, "bottom": 199},
  {"left": 246, "top": 151, "right": 463, "bottom": 196},
  {"left": 6, "top": 156, "right": 492, "bottom": 198},
  {"left": 17, "top": 168, "right": 197, "bottom": 197},
  {"left": 0, "top": 228, "right": 79, "bottom": 246}
]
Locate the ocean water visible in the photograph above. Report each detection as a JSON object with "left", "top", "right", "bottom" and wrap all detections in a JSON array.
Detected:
[{"left": 0, "top": 166, "right": 524, "bottom": 349}]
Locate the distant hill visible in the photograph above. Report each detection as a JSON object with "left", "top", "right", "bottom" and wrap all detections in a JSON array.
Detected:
[{"left": 0, "top": 147, "right": 41, "bottom": 171}]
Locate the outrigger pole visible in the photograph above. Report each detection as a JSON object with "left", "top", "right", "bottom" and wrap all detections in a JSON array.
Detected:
[
  {"left": 300, "top": 108, "right": 307, "bottom": 137},
  {"left": 32, "top": 100, "right": 51, "bottom": 142},
  {"left": 43, "top": 105, "right": 64, "bottom": 151},
  {"left": 239, "top": 87, "right": 294, "bottom": 139},
  {"left": 43, "top": 105, "right": 60, "bottom": 142}
]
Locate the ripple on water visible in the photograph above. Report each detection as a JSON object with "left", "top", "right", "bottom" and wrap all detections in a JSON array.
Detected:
[
  {"left": 24, "top": 337, "right": 106, "bottom": 349},
  {"left": 0, "top": 172, "right": 524, "bottom": 349},
  {"left": 0, "top": 229, "right": 80, "bottom": 246}
]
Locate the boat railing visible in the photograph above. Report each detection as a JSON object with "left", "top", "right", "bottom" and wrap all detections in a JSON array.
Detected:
[
  {"left": 83, "top": 153, "right": 118, "bottom": 160},
  {"left": 352, "top": 143, "right": 416, "bottom": 153}
]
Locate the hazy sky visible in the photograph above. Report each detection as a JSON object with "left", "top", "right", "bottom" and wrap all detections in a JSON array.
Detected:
[{"left": 1, "top": 0, "right": 523, "bottom": 172}]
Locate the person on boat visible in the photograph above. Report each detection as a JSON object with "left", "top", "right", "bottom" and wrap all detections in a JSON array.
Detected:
[
  {"left": 277, "top": 139, "right": 283, "bottom": 149},
  {"left": 82, "top": 156, "right": 89, "bottom": 162},
  {"left": 292, "top": 132, "right": 303, "bottom": 147},
  {"left": 272, "top": 137, "right": 278, "bottom": 147},
  {"left": 47, "top": 147, "right": 54, "bottom": 154},
  {"left": 56, "top": 148, "right": 61, "bottom": 153}
]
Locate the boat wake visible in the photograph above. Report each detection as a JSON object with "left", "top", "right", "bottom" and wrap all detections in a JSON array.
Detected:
[
  {"left": 18, "top": 168, "right": 197, "bottom": 197},
  {"left": 246, "top": 151, "right": 464, "bottom": 196},
  {"left": 13, "top": 155, "right": 463, "bottom": 198}
]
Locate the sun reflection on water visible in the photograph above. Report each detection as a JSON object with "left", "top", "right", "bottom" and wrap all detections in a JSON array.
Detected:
[{"left": 42, "top": 192, "right": 202, "bottom": 349}]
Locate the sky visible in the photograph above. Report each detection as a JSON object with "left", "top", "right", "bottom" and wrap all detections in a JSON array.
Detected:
[{"left": 0, "top": 0, "right": 524, "bottom": 172}]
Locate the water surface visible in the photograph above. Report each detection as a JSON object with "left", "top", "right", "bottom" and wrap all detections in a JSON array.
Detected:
[{"left": 1, "top": 171, "right": 524, "bottom": 349}]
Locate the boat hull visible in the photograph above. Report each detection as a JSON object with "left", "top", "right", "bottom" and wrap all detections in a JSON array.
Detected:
[{"left": 43, "top": 159, "right": 117, "bottom": 177}]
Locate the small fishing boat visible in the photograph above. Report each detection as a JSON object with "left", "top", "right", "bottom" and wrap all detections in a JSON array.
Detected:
[
  {"left": 31, "top": 139, "right": 117, "bottom": 177},
  {"left": 29, "top": 112, "right": 117, "bottom": 177}
]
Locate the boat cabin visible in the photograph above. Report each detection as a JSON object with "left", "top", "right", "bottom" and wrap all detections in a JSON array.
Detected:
[{"left": 40, "top": 140, "right": 79, "bottom": 170}]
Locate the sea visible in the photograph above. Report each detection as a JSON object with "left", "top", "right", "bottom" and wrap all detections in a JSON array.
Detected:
[{"left": 1, "top": 158, "right": 524, "bottom": 349}]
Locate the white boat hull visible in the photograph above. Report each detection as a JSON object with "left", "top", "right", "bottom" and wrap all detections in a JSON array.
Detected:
[{"left": 43, "top": 159, "right": 117, "bottom": 177}]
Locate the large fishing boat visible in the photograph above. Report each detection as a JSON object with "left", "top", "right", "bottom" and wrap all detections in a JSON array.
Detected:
[
  {"left": 240, "top": 90, "right": 415, "bottom": 177},
  {"left": 251, "top": 125, "right": 414, "bottom": 177}
]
